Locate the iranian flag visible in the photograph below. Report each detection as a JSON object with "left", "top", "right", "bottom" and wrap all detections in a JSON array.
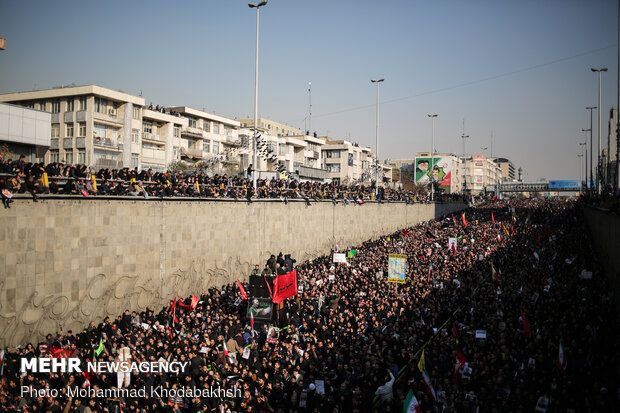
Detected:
[
  {"left": 0, "top": 347, "right": 5, "bottom": 375},
  {"left": 170, "top": 296, "right": 179, "bottom": 324},
  {"left": 223, "top": 340, "right": 234, "bottom": 364},
  {"left": 491, "top": 212, "right": 495, "bottom": 224},
  {"left": 250, "top": 308, "right": 255, "bottom": 331},
  {"left": 461, "top": 212, "right": 468, "bottom": 227},
  {"left": 520, "top": 308, "right": 531, "bottom": 338},
  {"left": 453, "top": 349, "right": 468, "bottom": 383},
  {"left": 558, "top": 340, "right": 567, "bottom": 372},
  {"left": 403, "top": 389, "right": 422, "bottom": 413},
  {"left": 427, "top": 264, "right": 433, "bottom": 282},
  {"left": 417, "top": 350, "right": 437, "bottom": 401},
  {"left": 491, "top": 263, "right": 498, "bottom": 282}
]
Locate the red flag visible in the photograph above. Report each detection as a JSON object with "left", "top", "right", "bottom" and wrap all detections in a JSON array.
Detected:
[
  {"left": 237, "top": 280, "right": 248, "bottom": 300},
  {"left": 461, "top": 212, "right": 468, "bottom": 227},
  {"left": 520, "top": 308, "right": 531, "bottom": 338},
  {"left": 427, "top": 264, "right": 433, "bottom": 282},
  {"left": 49, "top": 347, "right": 75, "bottom": 358},
  {"left": 453, "top": 349, "right": 468, "bottom": 383},
  {"left": 402, "top": 228, "right": 408, "bottom": 237},
  {"left": 491, "top": 212, "right": 495, "bottom": 224},
  {"left": 272, "top": 270, "right": 298, "bottom": 304},
  {"left": 451, "top": 244, "right": 457, "bottom": 255},
  {"left": 510, "top": 225, "right": 514, "bottom": 235},
  {"left": 178, "top": 295, "right": 200, "bottom": 310},
  {"left": 483, "top": 228, "right": 487, "bottom": 238},
  {"left": 170, "top": 296, "right": 179, "bottom": 324}
]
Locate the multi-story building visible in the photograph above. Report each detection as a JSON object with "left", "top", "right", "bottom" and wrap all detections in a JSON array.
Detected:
[
  {"left": 238, "top": 125, "right": 328, "bottom": 182},
  {"left": 413, "top": 152, "right": 462, "bottom": 194},
  {"left": 165, "top": 106, "right": 240, "bottom": 174},
  {"left": 460, "top": 155, "right": 502, "bottom": 194},
  {"left": 384, "top": 159, "right": 416, "bottom": 189},
  {"left": 606, "top": 108, "right": 618, "bottom": 187},
  {"left": 0, "top": 85, "right": 242, "bottom": 173},
  {"left": 322, "top": 138, "right": 377, "bottom": 185},
  {"left": 0, "top": 102, "right": 51, "bottom": 162},
  {"left": 236, "top": 117, "right": 301, "bottom": 138},
  {"left": 493, "top": 157, "right": 516, "bottom": 182}
]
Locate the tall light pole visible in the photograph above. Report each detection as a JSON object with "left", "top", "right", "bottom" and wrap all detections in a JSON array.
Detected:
[
  {"left": 582, "top": 128, "right": 591, "bottom": 189},
  {"left": 371, "top": 78, "right": 384, "bottom": 197},
  {"left": 591, "top": 67, "right": 608, "bottom": 192},
  {"left": 428, "top": 114, "right": 438, "bottom": 200},
  {"left": 586, "top": 106, "right": 597, "bottom": 190},
  {"left": 308, "top": 81, "right": 312, "bottom": 135},
  {"left": 249, "top": 0, "right": 268, "bottom": 188},
  {"left": 579, "top": 141, "right": 586, "bottom": 192}
]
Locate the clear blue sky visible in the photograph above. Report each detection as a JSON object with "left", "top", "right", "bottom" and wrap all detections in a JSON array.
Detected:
[{"left": 0, "top": 0, "right": 617, "bottom": 181}]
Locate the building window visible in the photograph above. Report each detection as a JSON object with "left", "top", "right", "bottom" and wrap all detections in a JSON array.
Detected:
[
  {"left": 131, "top": 155, "right": 139, "bottom": 168},
  {"left": 213, "top": 141, "right": 220, "bottom": 154},
  {"left": 51, "top": 123, "right": 60, "bottom": 138},
  {"left": 174, "top": 126, "right": 180, "bottom": 138},
  {"left": 94, "top": 97, "right": 107, "bottom": 113},
  {"left": 204, "top": 140, "right": 210, "bottom": 153},
  {"left": 65, "top": 150, "right": 73, "bottom": 165},
  {"left": 66, "top": 99, "right": 74, "bottom": 112},
  {"left": 78, "top": 123, "right": 86, "bottom": 137},
  {"left": 326, "top": 150, "right": 340, "bottom": 158},
  {"left": 188, "top": 118, "right": 197, "bottom": 128},
  {"left": 203, "top": 120, "right": 210, "bottom": 132},
  {"left": 328, "top": 164, "right": 341, "bottom": 173},
  {"left": 132, "top": 106, "right": 140, "bottom": 120},
  {"left": 79, "top": 97, "right": 87, "bottom": 111},
  {"left": 142, "top": 121, "right": 153, "bottom": 134},
  {"left": 132, "top": 129, "right": 140, "bottom": 143},
  {"left": 51, "top": 99, "right": 60, "bottom": 113},
  {"left": 49, "top": 150, "right": 59, "bottom": 163},
  {"left": 173, "top": 146, "right": 179, "bottom": 159},
  {"left": 279, "top": 144, "right": 286, "bottom": 156},
  {"left": 77, "top": 150, "right": 86, "bottom": 164},
  {"left": 213, "top": 123, "right": 220, "bottom": 134},
  {"left": 66, "top": 123, "right": 74, "bottom": 137},
  {"left": 38, "top": 101, "right": 47, "bottom": 111}
]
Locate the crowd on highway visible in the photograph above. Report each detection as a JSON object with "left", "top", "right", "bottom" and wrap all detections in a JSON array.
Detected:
[
  {"left": 0, "top": 157, "right": 466, "bottom": 206},
  {"left": 0, "top": 195, "right": 617, "bottom": 412}
]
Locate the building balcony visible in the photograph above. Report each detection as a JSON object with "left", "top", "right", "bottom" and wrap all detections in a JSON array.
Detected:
[
  {"left": 63, "top": 138, "right": 73, "bottom": 149},
  {"left": 76, "top": 137, "right": 86, "bottom": 148},
  {"left": 76, "top": 111, "right": 87, "bottom": 122},
  {"left": 180, "top": 147, "right": 204, "bottom": 159},
  {"left": 142, "top": 132, "right": 165, "bottom": 144},
  {"left": 294, "top": 163, "right": 328, "bottom": 180},
  {"left": 93, "top": 110, "right": 123, "bottom": 125},
  {"left": 50, "top": 139, "right": 59, "bottom": 150},
  {"left": 63, "top": 112, "right": 74, "bottom": 123},
  {"left": 181, "top": 126, "right": 203, "bottom": 138},
  {"left": 93, "top": 136, "right": 121, "bottom": 150},
  {"left": 94, "top": 158, "right": 121, "bottom": 169}
]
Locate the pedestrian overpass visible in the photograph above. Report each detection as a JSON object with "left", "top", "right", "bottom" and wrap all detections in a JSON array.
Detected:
[{"left": 486, "top": 181, "right": 581, "bottom": 196}]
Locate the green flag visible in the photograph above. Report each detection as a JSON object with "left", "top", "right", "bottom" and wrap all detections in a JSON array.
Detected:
[{"left": 95, "top": 338, "right": 104, "bottom": 356}]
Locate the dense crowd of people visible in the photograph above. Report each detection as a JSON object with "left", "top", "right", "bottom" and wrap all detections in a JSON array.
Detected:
[
  {"left": 0, "top": 156, "right": 468, "bottom": 205},
  {"left": 0, "top": 197, "right": 618, "bottom": 412}
]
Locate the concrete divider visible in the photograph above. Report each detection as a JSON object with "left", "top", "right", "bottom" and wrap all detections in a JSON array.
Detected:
[
  {"left": 583, "top": 207, "right": 620, "bottom": 311},
  {"left": 0, "top": 197, "right": 465, "bottom": 346}
]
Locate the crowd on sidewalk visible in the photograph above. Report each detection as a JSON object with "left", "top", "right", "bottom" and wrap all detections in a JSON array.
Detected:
[{"left": 0, "top": 198, "right": 617, "bottom": 412}]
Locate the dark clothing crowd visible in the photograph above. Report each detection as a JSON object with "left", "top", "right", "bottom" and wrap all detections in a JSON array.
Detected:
[
  {"left": 0, "top": 198, "right": 618, "bottom": 413},
  {"left": 0, "top": 158, "right": 467, "bottom": 205}
]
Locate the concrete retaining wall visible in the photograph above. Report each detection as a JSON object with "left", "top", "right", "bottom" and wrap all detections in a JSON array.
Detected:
[
  {"left": 0, "top": 198, "right": 465, "bottom": 346},
  {"left": 583, "top": 207, "right": 620, "bottom": 311}
]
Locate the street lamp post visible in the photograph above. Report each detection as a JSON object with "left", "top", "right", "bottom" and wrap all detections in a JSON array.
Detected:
[
  {"left": 249, "top": 0, "right": 268, "bottom": 189},
  {"left": 591, "top": 68, "right": 607, "bottom": 192},
  {"left": 585, "top": 106, "right": 597, "bottom": 190},
  {"left": 371, "top": 78, "right": 384, "bottom": 198},
  {"left": 579, "top": 141, "right": 587, "bottom": 192},
  {"left": 428, "top": 114, "right": 438, "bottom": 201}
]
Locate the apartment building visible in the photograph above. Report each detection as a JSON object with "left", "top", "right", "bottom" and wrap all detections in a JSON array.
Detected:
[
  {"left": 0, "top": 85, "right": 241, "bottom": 173},
  {"left": 237, "top": 117, "right": 301, "bottom": 138},
  {"left": 321, "top": 138, "right": 378, "bottom": 185},
  {"left": 0, "top": 103, "right": 51, "bottom": 162},
  {"left": 414, "top": 153, "right": 462, "bottom": 194},
  {"left": 460, "top": 155, "right": 502, "bottom": 194},
  {"left": 238, "top": 126, "right": 328, "bottom": 182},
  {"left": 493, "top": 157, "right": 516, "bottom": 182},
  {"left": 164, "top": 106, "right": 240, "bottom": 174}
]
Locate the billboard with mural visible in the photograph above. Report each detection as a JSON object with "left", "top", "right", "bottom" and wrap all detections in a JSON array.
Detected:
[{"left": 415, "top": 157, "right": 454, "bottom": 193}]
